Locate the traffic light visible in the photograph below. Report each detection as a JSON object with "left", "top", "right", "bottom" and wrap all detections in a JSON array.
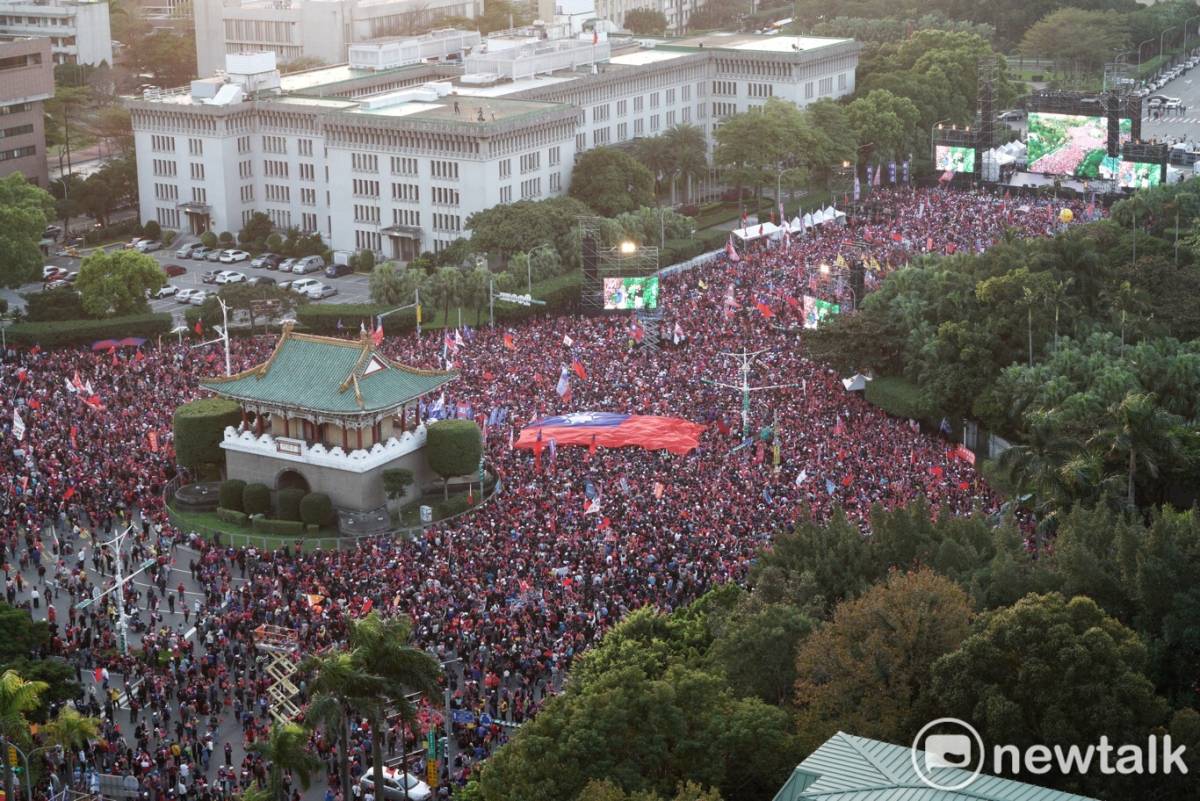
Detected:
[{"left": 7, "top": 744, "right": 17, "bottom": 767}]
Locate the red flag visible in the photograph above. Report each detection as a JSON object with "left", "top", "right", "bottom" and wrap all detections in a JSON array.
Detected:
[
  {"left": 360, "top": 598, "right": 374, "bottom": 616},
  {"left": 754, "top": 301, "right": 775, "bottom": 319},
  {"left": 17, "top": 369, "right": 26, "bottom": 382},
  {"left": 69, "top": 425, "right": 78, "bottom": 448},
  {"left": 715, "top": 417, "right": 731, "bottom": 436},
  {"left": 93, "top": 667, "right": 103, "bottom": 683},
  {"left": 372, "top": 321, "right": 384, "bottom": 347},
  {"left": 571, "top": 359, "right": 587, "bottom": 381},
  {"left": 516, "top": 413, "right": 706, "bottom": 456},
  {"left": 63, "top": 486, "right": 76, "bottom": 501},
  {"left": 148, "top": 431, "right": 159, "bottom": 452},
  {"left": 842, "top": 474, "right": 854, "bottom": 487},
  {"left": 597, "top": 516, "right": 611, "bottom": 530},
  {"left": 194, "top": 319, "right": 203, "bottom": 335},
  {"left": 28, "top": 399, "right": 40, "bottom": 410},
  {"left": 29, "top": 345, "right": 40, "bottom": 355},
  {"left": 958, "top": 481, "right": 971, "bottom": 491},
  {"left": 785, "top": 296, "right": 800, "bottom": 309},
  {"left": 503, "top": 332, "right": 515, "bottom": 350}
]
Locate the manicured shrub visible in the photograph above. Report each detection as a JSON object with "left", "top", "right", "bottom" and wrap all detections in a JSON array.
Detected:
[
  {"left": 299, "top": 492, "right": 334, "bottom": 527},
  {"left": 218, "top": 479, "right": 246, "bottom": 511},
  {"left": 251, "top": 517, "right": 304, "bottom": 535},
  {"left": 216, "top": 507, "right": 248, "bottom": 526},
  {"left": 276, "top": 488, "right": 306, "bottom": 521},
  {"left": 4, "top": 313, "right": 172, "bottom": 348},
  {"left": 172, "top": 397, "right": 241, "bottom": 476},
  {"left": 242, "top": 482, "right": 271, "bottom": 516}
]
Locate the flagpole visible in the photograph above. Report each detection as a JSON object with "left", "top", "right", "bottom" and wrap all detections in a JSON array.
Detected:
[{"left": 701, "top": 348, "right": 802, "bottom": 439}]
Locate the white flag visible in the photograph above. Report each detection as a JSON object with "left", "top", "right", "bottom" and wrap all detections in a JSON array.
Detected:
[
  {"left": 795, "top": 469, "right": 807, "bottom": 487},
  {"left": 65, "top": 377, "right": 77, "bottom": 393},
  {"left": 562, "top": 334, "right": 573, "bottom": 347},
  {"left": 12, "top": 409, "right": 26, "bottom": 441}
]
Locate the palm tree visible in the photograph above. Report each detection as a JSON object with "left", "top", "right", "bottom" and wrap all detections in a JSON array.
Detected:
[
  {"left": 303, "top": 652, "right": 380, "bottom": 801},
  {"left": 997, "top": 411, "right": 1077, "bottom": 513},
  {"left": 1101, "top": 280, "right": 1149, "bottom": 353},
  {"left": 665, "top": 124, "right": 708, "bottom": 205},
  {"left": 0, "top": 670, "right": 47, "bottom": 801},
  {"left": 634, "top": 135, "right": 676, "bottom": 204},
  {"left": 43, "top": 706, "right": 100, "bottom": 792},
  {"left": 1088, "top": 392, "right": 1185, "bottom": 509},
  {"left": 249, "top": 722, "right": 322, "bottom": 801},
  {"left": 349, "top": 613, "right": 441, "bottom": 801}
]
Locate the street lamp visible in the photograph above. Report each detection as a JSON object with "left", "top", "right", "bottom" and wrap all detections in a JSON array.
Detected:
[
  {"left": 1161, "top": 26, "right": 1179, "bottom": 65},
  {"left": 1186, "top": 17, "right": 1200, "bottom": 56},
  {"left": 930, "top": 119, "right": 952, "bottom": 163},
  {"left": 619, "top": 240, "right": 637, "bottom": 254},
  {"left": 518, "top": 243, "right": 555, "bottom": 296},
  {"left": 1138, "top": 38, "right": 1156, "bottom": 70}
]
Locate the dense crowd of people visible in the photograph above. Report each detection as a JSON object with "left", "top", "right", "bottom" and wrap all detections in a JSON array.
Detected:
[{"left": 0, "top": 187, "right": 1095, "bottom": 800}]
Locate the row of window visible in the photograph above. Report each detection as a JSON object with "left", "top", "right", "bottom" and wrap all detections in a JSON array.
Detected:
[
  {"left": 155, "top": 207, "right": 180, "bottom": 229},
  {"left": 0, "top": 123, "right": 35, "bottom": 139}
]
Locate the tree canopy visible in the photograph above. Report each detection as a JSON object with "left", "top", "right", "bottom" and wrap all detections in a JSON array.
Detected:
[
  {"left": 568, "top": 148, "right": 656, "bottom": 217},
  {"left": 76, "top": 249, "right": 164, "bottom": 317},
  {"left": 0, "top": 174, "right": 55, "bottom": 288}
]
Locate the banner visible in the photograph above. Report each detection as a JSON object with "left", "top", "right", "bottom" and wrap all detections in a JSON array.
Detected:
[
  {"left": 802, "top": 296, "right": 840, "bottom": 329},
  {"left": 516, "top": 412, "right": 706, "bottom": 455},
  {"left": 12, "top": 409, "right": 25, "bottom": 441}
]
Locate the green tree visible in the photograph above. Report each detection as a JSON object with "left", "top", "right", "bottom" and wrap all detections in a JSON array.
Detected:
[
  {"left": 845, "top": 89, "right": 921, "bottom": 164},
  {"left": 349, "top": 613, "right": 441, "bottom": 801},
  {"left": 42, "top": 706, "right": 100, "bottom": 789},
  {"left": 623, "top": 8, "right": 667, "bottom": 34},
  {"left": 238, "top": 211, "right": 274, "bottom": 249},
  {"left": 706, "top": 596, "right": 812, "bottom": 707},
  {"left": 249, "top": 722, "right": 322, "bottom": 801},
  {"left": 930, "top": 593, "right": 1169, "bottom": 798},
  {"left": 663, "top": 124, "right": 709, "bottom": 204},
  {"left": 794, "top": 568, "right": 973, "bottom": 752},
  {"left": 1089, "top": 391, "right": 1186, "bottom": 509},
  {"left": 425, "top": 419, "right": 482, "bottom": 498},
  {"left": 369, "top": 263, "right": 418, "bottom": 306},
  {"left": 467, "top": 196, "right": 592, "bottom": 268},
  {"left": 1019, "top": 9, "right": 1129, "bottom": 75},
  {"left": 568, "top": 148, "right": 655, "bottom": 216},
  {"left": 76, "top": 249, "right": 164, "bottom": 317},
  {"left": 172, "top": 397, "right": 242, "bottom": 478},
  {"left": 0, "top": 174, "right": 55, "bottom": 288},
  {"left": 0, "top": 669, "right": 47, "bottom": 801},
  {"left": 382, "top": 468, "right": 415, "bottom": 500}
]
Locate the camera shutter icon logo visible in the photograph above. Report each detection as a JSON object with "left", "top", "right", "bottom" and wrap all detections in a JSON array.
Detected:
[{"left": 912, "top": 718, "right": 986, "bottom": 791}]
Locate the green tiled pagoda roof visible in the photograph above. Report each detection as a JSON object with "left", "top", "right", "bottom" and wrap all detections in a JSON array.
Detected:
[
  {"left": 773, "top": 733, "right": 1100, "bottom": 801},
  {"left": 200, "top": 328, "right": 456, "bottom": 414}
]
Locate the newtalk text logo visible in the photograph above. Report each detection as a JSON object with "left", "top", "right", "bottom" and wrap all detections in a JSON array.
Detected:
[{"left": 911, "top": 718, "right": 1189, "bottom": 791}]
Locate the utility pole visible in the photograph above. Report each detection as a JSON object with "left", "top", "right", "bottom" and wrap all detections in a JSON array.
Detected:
[
  {"left": 218, "top": 296, "right": 231, "bottom": 376},
  {"left": 76, "top": 525, "right": 155, "bottom": 655},
  {"left": 702, "top": 348, "right": 802, "bottom": 440}
]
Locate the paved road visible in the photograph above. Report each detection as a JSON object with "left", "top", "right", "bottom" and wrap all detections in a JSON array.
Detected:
[{"left": 1136, "top": 56, "right": 1200, "bottom": 144}]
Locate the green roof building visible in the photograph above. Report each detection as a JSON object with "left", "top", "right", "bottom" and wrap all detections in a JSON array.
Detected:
[
  {"left": 774, "top": 733, "right": 1101, "bottom": 801},
  {"left": 199, "top": 324, "right": 458, "bottom": 521}
]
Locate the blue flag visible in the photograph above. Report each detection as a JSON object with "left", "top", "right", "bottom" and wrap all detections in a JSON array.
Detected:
[{"left": 825, "top": 479, "right": 836, "bottom": 495}]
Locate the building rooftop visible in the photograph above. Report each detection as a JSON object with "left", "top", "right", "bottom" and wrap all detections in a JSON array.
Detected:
[
  {"left": 773, "top": 733, "right": 1100, "bottom": 801},
  {"left": 349, "top": 93, "right": 568, "bottom": 122},
  {"left": 607, "top": 49, "right": 688, "bottom": 67},
  {"left": 200, "top": 328, "right": 457, "bottom": 414},
  {"left": 662, "top": 32, "right": 853, "bottom": 53}
]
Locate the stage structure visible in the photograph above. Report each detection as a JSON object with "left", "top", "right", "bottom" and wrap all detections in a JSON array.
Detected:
[{"left": 578, "top": 216, "right": 663, "bottom": 347}]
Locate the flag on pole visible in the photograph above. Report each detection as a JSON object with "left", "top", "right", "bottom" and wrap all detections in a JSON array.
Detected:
[
  {"left": 853, "top": 175, "right": 861, "bottom": 201},
  {"left": 672, "top": 321, "right": 684, "bottom": 345},
  {"left": 503, "top": 332, "right": 515, "bottom": 350},
  {"left": 64, "top": 377, "right": 76, "bottom": 394},
  {"left": 454, "top": 328, "right": 464, "bottom": 349},
  {"left": 571, "top": 357, "right": 587, "bottom": 381},
  {"left": 372, "top": 321, "right": 384, "bottom": 346},
  {"left": 562, "top": 334, "right": 573, "bottom": 347},
  {"left": 795, "top": 469, "right": 807, "bottom": 487},
  {"left": 194, "top": 319, "right": 203, "bottom": 335},
  {"left": 725, "top": 234, "right": 740, "bottom": 262},
  {"left": 11, "top": 409, "right": 26, "bottom": 441},
  {"left": 555, "top": 365, "right": 572, "bottom": 401}
]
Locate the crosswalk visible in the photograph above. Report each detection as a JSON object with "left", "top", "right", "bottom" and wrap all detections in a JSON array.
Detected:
[{"left": 1142, "top": 115, "right": 1200, "bottom": 124}]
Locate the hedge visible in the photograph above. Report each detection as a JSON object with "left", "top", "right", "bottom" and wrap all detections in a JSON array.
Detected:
[
  {"left": 296, "top": 304, "right": 412, "bottom": 335},
  {"left": 426, "top": 420, "right": 483, "bottom": 493},
  {"left": 299, "top": 492, "right": 334, "bottom": 527},
  {"left": 251, "top": 517, "right": 305, "bottom": 535},
  {"left": 243, "top": 482, "right": 271, "bottom": 516},
  {"left": 3, "top": 313, "right": 172, "bottom": 348},
  {"left": 216, "top": 507, "right": 248, "bottom": 526},
  {"left": 276, "top": 488, "right": 306, "bottom": 521},
  {"left": 218, "top": 479, "right": 246, "bottom": 512},
  {"left": 172, "top": 397, "right": 242, "bottom": 475}
]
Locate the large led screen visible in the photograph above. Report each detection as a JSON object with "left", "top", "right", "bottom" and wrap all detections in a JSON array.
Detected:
[
  {"left": 1119, "top": 160, "right": 1162, "bottom": 190},
  {"left": 935, "top": 145, "right": 976, "bottom": 173},
  {"left": 603, "top": 276, "right": 659, "bottom": 310},
  {"left": 1027, "top": 112, "right": 1132, "bottom": 178}
]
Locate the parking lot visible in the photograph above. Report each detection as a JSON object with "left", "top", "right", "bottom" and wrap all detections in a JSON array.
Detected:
[{"left": 20, "top": 234, "right": 375, "bottom": 324}]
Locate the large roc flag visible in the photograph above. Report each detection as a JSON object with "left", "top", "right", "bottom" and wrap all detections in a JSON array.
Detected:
[{"left": 516, "top": 412, "right": 706, "bottom": 455}]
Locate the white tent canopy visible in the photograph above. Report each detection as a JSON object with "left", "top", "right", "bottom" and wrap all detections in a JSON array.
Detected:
[
  {"left": 841, "top": 373, "right": 873, "bottom": 392},
  {"left": 731, "top": 221, "right": 783, "bottom": 242}
]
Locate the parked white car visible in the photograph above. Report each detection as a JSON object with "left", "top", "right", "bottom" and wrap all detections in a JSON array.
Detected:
[
  {"left": 189, "top": 290, "right": 209, "bottom": 305},
  {"left": 154, "top": 285, "right": 178, "bottom": 298},
  {"left": 220, "top": 249, "right": 250, "bottom": 263},
  {"left": 176, "top": 288, "right": 200, "bottom": 303},
  {"left": 290, "top": 278, "right": 322, "bottom": 295},
  {"left": 215, "top": 270, "right": 247, "bottom": 285},
  {"left": 358, "top": 768, "right": 432, "bottom": 801},
  {"left": 135, "top": 240, "right": 162, "bottom": 253}
]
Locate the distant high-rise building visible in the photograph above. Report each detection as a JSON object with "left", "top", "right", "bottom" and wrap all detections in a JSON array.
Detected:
[
  {"left": 0, "top": 0, "right": 112, "bottom": 65},
  {"left": 193, "top": 0, "right": 482, "bottom": 77},
  {"left": 0, "top": 35, "right": 53, "bottom": 186}
]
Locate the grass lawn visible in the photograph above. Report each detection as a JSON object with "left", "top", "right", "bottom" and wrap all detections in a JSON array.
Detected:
[{"left": 167, "top": 504, "right": 342, "bottom": 550}]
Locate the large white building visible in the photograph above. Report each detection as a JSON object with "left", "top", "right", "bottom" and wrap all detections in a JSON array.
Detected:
[
  {"left": 0, "top": 0, "right": 112, "bottom": 65},
  {"left": 129, "top": 29, "right": 859, "bottom": 259},
  {"left": 193, "top": 0, "right": 482, "bottom": 77},
  {"left": 535, "top": 0, "right": 707, "bottom": 34}
]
